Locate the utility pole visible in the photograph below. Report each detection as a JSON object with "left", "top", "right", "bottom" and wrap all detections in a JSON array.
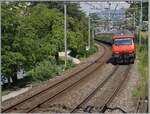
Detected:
[
  {"left": 133, "top": 12, "right": 136, "bottom": 34},
  {"left": 88, "top": 16, "right": 91, "bottom": 49},
  {"left": 139, "top": 0, "right": 143, "bottom": 45},
  {"left": 148, "top": 0, "right": 150, "bottom": 88},
  {"left": 112, "top": 4, "right": 118, "bottom": 19},
  {"left": 91, "top": 19, "right": 94, "bottom": 45},
  {"left": 64, "top": 2, "right": 67, "bottom": 67},
  {"left": 92, "top": 28, "right": 95, "bottom": 45},
  {"left": 133, "top": 12, "right": 136, "bottom": 28},
  {"left": 108, "top": 2, "right": 111, "bottom": 31}
]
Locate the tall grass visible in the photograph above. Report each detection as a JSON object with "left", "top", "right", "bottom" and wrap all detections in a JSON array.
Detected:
[{"left": 133, "top": 31, "right": 148, "bottom": 97}]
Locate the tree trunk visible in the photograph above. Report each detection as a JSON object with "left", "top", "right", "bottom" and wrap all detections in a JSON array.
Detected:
[
  {"left": 7, "top": 76, "right": 11, "bottom": 86},
  {"left": 55, "top": 52, "right": 59, "bottom": 65},
  {"left": 12, "top": 70, "right": 18, "bottom": 83}
]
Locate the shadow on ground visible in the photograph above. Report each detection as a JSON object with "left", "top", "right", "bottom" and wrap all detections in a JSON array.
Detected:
[
  {"left": 106, "top": 56, "right": 132, "bottom": 66},
  {"left": 2, "top": 76, "right": 33, "bottom": 93}
]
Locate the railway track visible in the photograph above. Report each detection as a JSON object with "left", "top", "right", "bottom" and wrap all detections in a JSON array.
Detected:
[
  {"left": 70, "top": 65, "right": 119, "bottom": 113},
  {"left": 135, "top": 97, "right": 148, "bottom": 113},
  {"left": 71, "top": 65, "right": 132, "bottom": 113},
  {"left": 29, "top": 65, "right": 119, "bottom": 113},
  {"left": 2, "top": 43, "right": 112, "bottom": 113},
  {"left": 30, "top": 65, "right": 131, "bottom": 113},
  {"left": 135, "top": 82, "right": 148, "bottom": 113},
  {"left": 99, "top": 65, "right": 131, "bottom": 113}
]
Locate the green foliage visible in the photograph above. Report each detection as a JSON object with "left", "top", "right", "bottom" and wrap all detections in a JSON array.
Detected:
[
  {"left": 76, "top": 45, "right": 98, "bottom": 58},
  {"left": 90, "top": 13, "right": 101, "bottom": 20},
  {"left": 134, "top": 42, "right": 148, "bottom": 97},
  {"left": 132, "top": 87, "right": 140, "bottom": 97},
  {"left": 2, "top": 52, "right": 26, "bottom": 77},
  {"left": 95, "top": 34, "right": 113, "bottom": 43},
  {"left": 65, "top": 60, "right": 76, "bottom": 70},
  {"left": 126, "top": 1, "right": 148, "bottom": 29},
  {"left": 26, "top": 60, "right": 62, "bottom": 82},
  {"left": 27, "top": 60, "right": 75, "bottom": 82},
  {"left": 84, "top": 45, "right": 98, "bottom": 58},
  {"left": 1, "top": 2, "right": 90, "bottom": 84},
  {"left": 137, "top": 45, "right": 148, "bottom": 71}
]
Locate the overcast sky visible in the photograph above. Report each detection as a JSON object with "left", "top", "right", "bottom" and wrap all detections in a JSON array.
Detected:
[{"left": 79, "top": 2, "right": 130, "bottom": 15}]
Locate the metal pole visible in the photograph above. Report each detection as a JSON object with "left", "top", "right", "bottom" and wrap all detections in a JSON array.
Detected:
[
  {"left": 88, "top": 16, "right": 91, "bottom": 49},
  {"left": 133, "top": 12, "right": 136, "bottom": 34},
  {"left": 139, "top": 0, "right": 143, "bottom": 45},
  {"left": 92, "top": 28, "right": 94, "bottom": 45},
  {"left": 148, "top": 1, "right": 150, "bottom": 112},
  {"left": 112, "top": 4, "right": 118, "bottom": 19},
  {"left": 108, "top": 2, "right": 111, "bottom": 31},
  {"left": 64, "top": 3, "right": 67, "bottom": 67},
  {"left": 134, "top": 12, "right": 136, "bottom": 28}
]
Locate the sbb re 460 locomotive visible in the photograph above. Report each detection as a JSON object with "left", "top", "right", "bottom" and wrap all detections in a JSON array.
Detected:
[{"left": 112, "top": 34, "right": 136, "bottom": 64}]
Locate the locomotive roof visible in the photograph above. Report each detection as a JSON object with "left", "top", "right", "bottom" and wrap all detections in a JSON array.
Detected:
[
  {"left": 113, "top": 30, "right": 135, "bottom": 39},
  {"left": 112, "top": 35, "right": 135, "bottom": 39}
]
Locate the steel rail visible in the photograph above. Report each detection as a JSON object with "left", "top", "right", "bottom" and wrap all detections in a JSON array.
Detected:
[
  {"left": 2, "top": 43, "right": 110, "bottom": 113},
  {"left": 27, "top": 45, "right": 111, "bottom": 113},
  {"left": 99, "top": 65, "right": 132, "bottom": 113},
  {"left": 70, "top": 65, "right": 119, "bottom": 113}
]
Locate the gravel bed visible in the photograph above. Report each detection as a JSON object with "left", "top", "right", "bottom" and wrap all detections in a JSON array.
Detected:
[
  {"left": 74, "top": 65, "right": 129, "bottom": 113},
  {"left": 2, "top": 44, "right": 104, "bottom": 110},
  {"left": 31, "top": 63, "right": 115, "bottom": 113},
  {"left": 105, "top": 61, "right": 140, "bottom": 113}
]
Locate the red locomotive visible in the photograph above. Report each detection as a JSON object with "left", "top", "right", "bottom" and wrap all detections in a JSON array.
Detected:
[{"left": 112, "top": 33, "right": 136, "bottom": 64}]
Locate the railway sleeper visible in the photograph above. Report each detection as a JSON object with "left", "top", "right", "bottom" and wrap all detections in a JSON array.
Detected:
[
  {"left": 103, "top": 106, "right": 127, "bottom": 113},
  {"left": 73, "top": 105, "right": 127, "bottom": 113}
]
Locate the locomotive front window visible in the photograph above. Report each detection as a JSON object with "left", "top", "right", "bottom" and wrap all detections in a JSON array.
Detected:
[{"left": 113, "top": 38, "right": 133, "bottom": 45}]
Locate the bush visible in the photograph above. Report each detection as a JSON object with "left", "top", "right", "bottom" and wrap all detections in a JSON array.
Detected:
[
  {"left": 76, "top": 45, "right": 98, "bottom": 58},
  {"left": 26, "top": 60, "right": 75, "bottom": 82},
  {"left": 85, "top": 45, "right": 98, "bottom": 57},
  {"left": 65, "top": 60, "right": 76, "bottom": 69},
  {"left": 26, "top": 60, "right": 64, "bottom": 82}
]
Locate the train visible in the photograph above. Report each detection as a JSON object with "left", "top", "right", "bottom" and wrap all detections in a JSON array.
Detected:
[{"left": 112, "top": 33, "right": 136, "bottom": 64}]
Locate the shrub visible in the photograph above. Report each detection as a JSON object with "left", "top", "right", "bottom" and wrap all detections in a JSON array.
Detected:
[
  {"left": 26, "top": 60, "right": 75, "bottom": 82},
  {"left": 85, "top": 45, "right": 98, "bottom": 57},
  {"left": 26, "top": 60, "right": 64, "bottom": 82},
  {"left": 65, "top": 59, "right": 76, "bottom": 70},
  {"left": 76, "top": 45, "right": 98, "bottom": 58}
]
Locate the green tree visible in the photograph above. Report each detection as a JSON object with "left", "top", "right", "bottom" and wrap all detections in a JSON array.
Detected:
[
  {"left": 1, "top": 2, "right": 90, "bottom": 85},
  {"left": 1, "top": 2, "right": 28, "bottom": 83}
]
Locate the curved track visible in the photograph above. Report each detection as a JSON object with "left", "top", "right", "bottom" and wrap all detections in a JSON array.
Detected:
[
  {"left": 70, "top": 65, "right": 119, "bottom": 113},
  {"left": 99, "top": 65, "right": 131, "bottom": 113},
  {"left": 2, "top": 42, "right": 112, "bottom": 113},
  {"left": 71, "top": 65, "right": 131, "bottom": 113}
]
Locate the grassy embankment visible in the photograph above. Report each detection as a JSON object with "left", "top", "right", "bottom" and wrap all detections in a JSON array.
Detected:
[{"left": 133, "top": 31, "right": 148, "bottom": 98}]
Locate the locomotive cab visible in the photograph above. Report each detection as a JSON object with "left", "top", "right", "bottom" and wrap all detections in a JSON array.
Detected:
[{"left": 112, "top": 35, "right": 136, "bottom": 64}]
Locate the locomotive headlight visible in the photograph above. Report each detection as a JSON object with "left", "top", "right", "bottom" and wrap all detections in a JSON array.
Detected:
[
  {"left": 129, "top": 51, "right": 133, "bottom": 53},
  {"left": 115, "top": 52, "right": 119, "bottom": 54},
  {"left": 129, "top": 52, "right": 134, "bottom": 57}
]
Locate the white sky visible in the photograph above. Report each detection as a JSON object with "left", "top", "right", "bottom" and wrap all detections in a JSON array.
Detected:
[{"left": 80, "top": 2, "right": 130, "bottom": 15}]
